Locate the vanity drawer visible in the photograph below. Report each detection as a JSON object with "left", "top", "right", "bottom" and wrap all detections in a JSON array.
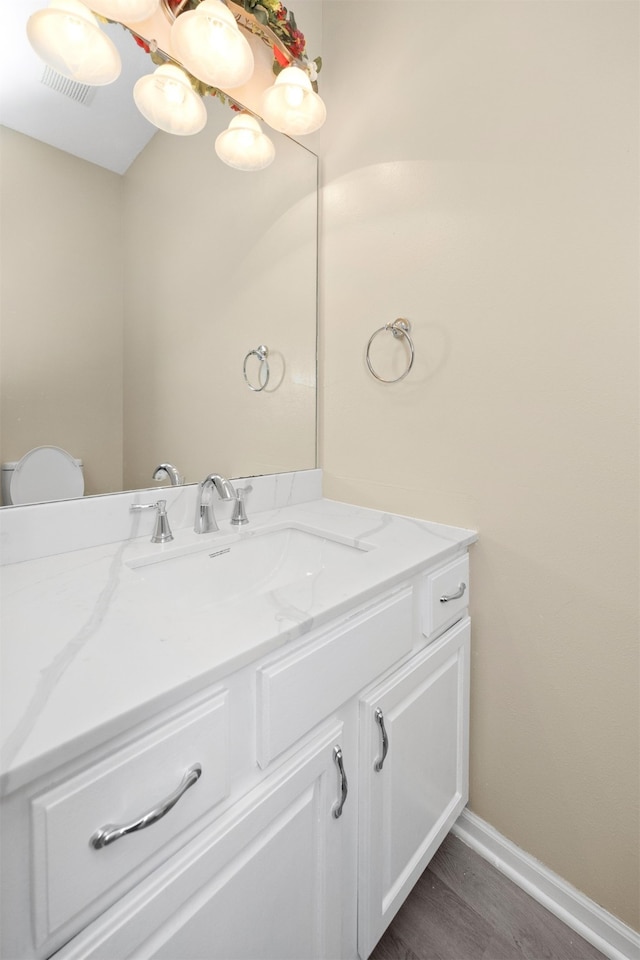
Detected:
[
  {"left": 421, "top": 554, "right": 470, "bottom": 638},
  {"left": 257, "top": 587, "right": 413, "bottom": 767},
  {"left": 31, "top": 691, "right": 230, "bottom": 947}
]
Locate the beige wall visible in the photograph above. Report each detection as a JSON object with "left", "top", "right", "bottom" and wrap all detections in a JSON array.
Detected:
[
  {"left": 317, "top": 1, "right": 639, "bottom": 930},
  {"left": 122, "top": 99, "right": 317, "bottom": 490},
  {"left": 0, "top": 126, "right": 124, "bottom": 497}
]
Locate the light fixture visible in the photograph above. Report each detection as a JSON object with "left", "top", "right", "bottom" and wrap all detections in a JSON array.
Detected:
[
  {"left": 26, "top": 0, "right": 326, "bottom": 169},
  {"left": 26, "top": 0, "right": 121, "bottom": 85},
  {"left": 215, "top": 112, "right": 275, "bottom": 171},
  {"left": 134, "top": 63, "right": 207, "bottom": 135},
  {"left": 170, "top": 0, "right": 254, "bottom": 89},
  {"left": 86, "top": 0, "right": 161, "bottom": 22},
  {"left": 261, "top": 65, "right": 326, "bottom": 136}
]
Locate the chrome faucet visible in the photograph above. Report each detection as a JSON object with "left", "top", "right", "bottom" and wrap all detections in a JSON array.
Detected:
[
  {"left": 152, "top": 463, "right": 183, "bottom": 486},
  {"left": 130, "top": 499, "right": 174, "bottom": 543},
  {"left": 194, "top": 474, "right": 236, "bottom": 534}
]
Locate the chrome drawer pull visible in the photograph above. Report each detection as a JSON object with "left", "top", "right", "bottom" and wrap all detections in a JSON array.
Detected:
[
  {"left": 90, "top": 764, "right": 202, "bottom": 850},
  {"left": 374, "top": 708, "right": 389, "bottom": 772},
  {"left": 440, "top": 582, "right": 466, "bottom": 603},
  {"left": 332, "top": 746, "right": 348, "bottom": 819}
]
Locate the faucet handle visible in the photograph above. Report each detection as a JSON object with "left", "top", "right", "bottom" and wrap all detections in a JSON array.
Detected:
[
  {"left": 131, "top": 500, "right": 174, "bottom": 543},
  {"left": 150, "top": 500, "right": 174, "bottom": 543},
  {"left": 230, "top": 486, "right": 250, "bottom": 526}
]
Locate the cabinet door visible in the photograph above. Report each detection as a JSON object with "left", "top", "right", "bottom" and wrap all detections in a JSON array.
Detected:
[
  {"left": 358, "top": 618, "right": 470, "bottom": 959},
  {"left": 53, "top": 723, "right": 356, "bottom": 960}
]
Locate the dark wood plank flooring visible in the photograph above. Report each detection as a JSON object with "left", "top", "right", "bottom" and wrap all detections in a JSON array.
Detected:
[{"left": 370, "top": 834, "right": 607, "bottom": 960}]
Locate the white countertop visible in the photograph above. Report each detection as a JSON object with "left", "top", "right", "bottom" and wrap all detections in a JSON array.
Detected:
[{"left": 0, "top": 496, "right": 476, "bottom": 796}]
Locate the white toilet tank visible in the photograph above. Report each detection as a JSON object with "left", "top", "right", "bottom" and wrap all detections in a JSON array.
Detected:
[{"left": 1, "top": 446, "right": 84, "bottom": 505}]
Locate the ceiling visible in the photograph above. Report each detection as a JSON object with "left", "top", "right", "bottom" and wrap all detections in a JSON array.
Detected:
[{"left": 0, "top": 1, "right": 157, "bottom": 174}]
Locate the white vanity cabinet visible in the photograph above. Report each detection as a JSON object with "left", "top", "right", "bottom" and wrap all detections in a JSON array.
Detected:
[
  {"left": 357, "top": 617, "right": 470, "bottom": 959},
  {"left": 51, "top": 719, "right": 357, "bottom": 960},
  {"left": 1, "top": 538, "right": 472, "bottom": 960}
]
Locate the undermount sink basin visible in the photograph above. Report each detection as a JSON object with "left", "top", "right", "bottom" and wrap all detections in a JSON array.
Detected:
[{"left": 126, "top": 524, "right": 374, "bottom": 608}]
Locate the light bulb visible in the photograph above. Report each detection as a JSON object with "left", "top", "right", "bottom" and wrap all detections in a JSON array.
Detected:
[
  {"left": 27, "top": 0, "right": 121, "bottom": 85},
  {"left": 170, "top": 0, "right": 254, "bottom": 89},
  {"left": 134, "top": 64, "right": 207, "bottom": 135},
  {"left": 161, "top": 77, "right": 185, "bottom": 106},
  {"left": 215, "top": 112, "right": 275, "bottom": 171},
  {"left": 284, "top": 84, "right": 304, "bottom": 108},
  {"left": 261, "top": 65, "right": 326, "bottom": 136},
  {"left": 87, "top": 0, "right": 160, "bottom": 22}
]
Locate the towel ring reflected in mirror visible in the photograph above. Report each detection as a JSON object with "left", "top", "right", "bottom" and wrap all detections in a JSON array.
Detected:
[
  {"left": 366, "top": 319, "right": 415, "bottom": 383},
  {"left": 243, "top": 345, "right": 270, "bottom": 392}
]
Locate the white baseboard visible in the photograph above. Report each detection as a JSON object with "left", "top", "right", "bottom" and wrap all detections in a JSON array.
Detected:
[{"left": 451, "top": 809, "right": 640, "bottom": 960}]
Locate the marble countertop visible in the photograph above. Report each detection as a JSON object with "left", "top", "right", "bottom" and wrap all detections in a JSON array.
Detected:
[{"left": 1, "top": 496, "right": 476, "bottom": 796}]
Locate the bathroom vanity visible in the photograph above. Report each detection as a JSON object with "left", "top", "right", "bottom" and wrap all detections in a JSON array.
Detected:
[{"left": 0, "top": 472, "right": 476, "bottom": 960}]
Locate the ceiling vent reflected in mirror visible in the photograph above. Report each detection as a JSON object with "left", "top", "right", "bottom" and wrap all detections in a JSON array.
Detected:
[{"left": 41, "top": 64, "right": 97, "bottom": 106}]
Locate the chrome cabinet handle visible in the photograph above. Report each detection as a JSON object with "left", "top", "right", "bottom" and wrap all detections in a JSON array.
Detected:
[
  {"left": 332, "top": 746, "right": 348, "bottom": 819},
  {"left": 440, "top": 582, "right": 466, "bottom": 603},
  {"left": 90, "top": 764, "right": 202, "bottom": 850},
  {"left": 374, "top": 708, "right": 389, "bottom": 772}
]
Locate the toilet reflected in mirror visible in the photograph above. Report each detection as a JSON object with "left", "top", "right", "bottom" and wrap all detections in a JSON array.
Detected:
[{"left": 1, "top": 445, "right": 84, "bottom": 505}]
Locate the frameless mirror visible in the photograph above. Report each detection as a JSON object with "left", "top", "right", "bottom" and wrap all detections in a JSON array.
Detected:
[{"left": 0, "top": 4, "right": 318, "bottom": 505}]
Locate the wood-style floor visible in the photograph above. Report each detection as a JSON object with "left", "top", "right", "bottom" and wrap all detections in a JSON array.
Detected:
[{"left": 370, "top": 834, "right": 607, "bottom": 960}]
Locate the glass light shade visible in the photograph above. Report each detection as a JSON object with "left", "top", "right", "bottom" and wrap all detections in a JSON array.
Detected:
[
  {"left": 27, "top": 0, "right": 121, "bottom": 85},
  {"left": 134, "top": 64, "right": 207, "bottom": 135},
  {"left": 261, "top": 65, "right": 326, "bottom": 136},
  {"left": 87, "top": 0, "right": 161, "bottom": 23},
  {"left": 170, "top": 0, "right": 254, "bottom": 89},
  {"left": 215, "top": 113, "right": 275, "bottom": 171}
]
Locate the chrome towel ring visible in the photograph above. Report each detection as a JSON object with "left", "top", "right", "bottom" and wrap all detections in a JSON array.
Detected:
[
  {"left": 366, "top": 319, "right": 414, "bottom": 383},
  {"left": 243, "top": 344, "right": 270, "bottom": 392}
]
